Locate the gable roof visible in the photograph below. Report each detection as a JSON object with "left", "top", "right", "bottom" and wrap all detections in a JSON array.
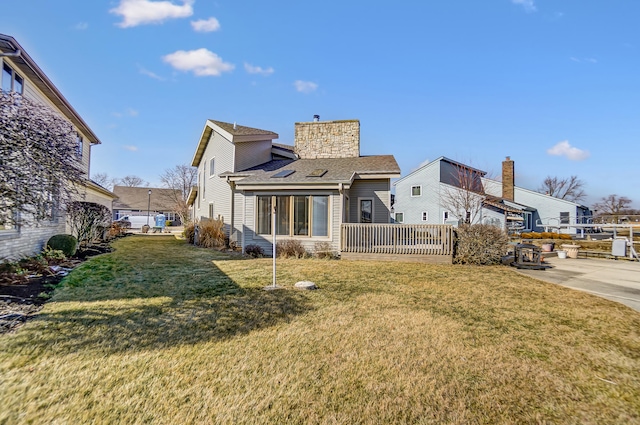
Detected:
[
  {"left": 0, "top": 34, "right": 101, "bottom": 145},
  {"left": 221, "top": 155, "right": 400, "bottom": 188},
  {"left": 393, "top": 156, "right": 487, "bottom": 186},
  {"left": 191, "top": 119, "right": 279, "bottom": 167},
  {"left": 113, "top": 186, "right": 181, "bottom": 211}
]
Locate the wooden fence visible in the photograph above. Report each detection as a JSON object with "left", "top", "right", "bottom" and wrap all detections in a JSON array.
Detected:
[{"left": 340, "top": 223, "right": 454, "bottom": 263}]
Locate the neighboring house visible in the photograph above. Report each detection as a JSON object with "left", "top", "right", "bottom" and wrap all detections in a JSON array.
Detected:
[
  {"left": 112, "top": 186, "right": 183, "bottom": 226},
  {"left": 0, "top": 34, "right": 116, "bottom": 260},
  {"left": 393, "top": 156, "right": 590, "bottom": 234},
  {"left": 188, "top": 117, "right": 401, "bottom": 254}
]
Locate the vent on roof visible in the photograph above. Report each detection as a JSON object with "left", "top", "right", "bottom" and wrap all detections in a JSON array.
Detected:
[
  {"left": 307, "top": 169, "right": 327, "bottom": 177},
  {"left": 271, "top": 170, "right": 295, "bottom": 178}
]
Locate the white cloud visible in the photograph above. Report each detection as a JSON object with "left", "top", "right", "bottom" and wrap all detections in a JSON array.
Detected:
[
  {"left": 113, "top": 108, "right": 139, "bottom": 118},
  {"left": 547, "top": 140, "right": 590, "bottom": 161},
  {"left": 244, "top": 63, "right": 274, "bottom": 76},
  {"left": 191, "top": 17, "right": 220, "bottom": 32},
  {"left": 294, "top": 80, "right": 318, "bottom": 94},
  {"left": 163, "top": 48, "right": 234, "bottom": 76},
  {"left": 570, "top": 57, "right": 597, "bottom": 64},
  {"left": 138, "top": 66, "right": 166, "bottom": 81},
  {"left": 511, "top": 0, "right": 536, "bottom": 13},
  {"left": 411, "top": 158, "right": 431, "bottom": 172},
  {"left": 123, "top": 145, "right": 139, "bottom": 152},
  {"left": 110, "top": 0, "right": 194, "bottom": 28},
  {"left": 74, "top": 22, "right": 89, "bottom": 30}
]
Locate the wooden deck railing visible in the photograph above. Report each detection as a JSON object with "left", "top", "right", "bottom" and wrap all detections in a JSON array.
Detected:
[{"left": 341, "top": 223, "right": 454, "bottom": 256}]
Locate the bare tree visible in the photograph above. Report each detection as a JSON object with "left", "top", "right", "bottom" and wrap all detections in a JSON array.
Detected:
[
  {"left": 538, "top": 176, "right": 586, "bottom": 202},
  {"left": 593, "top": 194, "right": 632, "bottom": 223},
  {"left": 114, "top": 175, "right": 148, "bottom": 187},
  {"left": 440, "top": 162, "right": 486, "bottom": 224},
  {"left": 92, "top": 172, "right": 113, "bottom": 190},
  {"left": 1, "top": 91, "right": 84, "bottom": 227},
  {"left": 159, "top": 164, "right": 197, "bottom": 224}
]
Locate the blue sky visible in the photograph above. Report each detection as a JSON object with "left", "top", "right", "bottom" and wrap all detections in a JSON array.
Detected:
[{"left": 2, "top": 0, "right": 638, "bottom": 207}]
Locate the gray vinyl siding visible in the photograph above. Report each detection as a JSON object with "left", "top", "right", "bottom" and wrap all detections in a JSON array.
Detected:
[
  {"left": 348, "top": 179, "right": 392, "bottom": 224},
  {"left": 242, "top": 190, "right": 341, "bottom": 255},
  {"left": 234, "top": 140, "right": 273, "bottom": 172},
  {"left": 513, "top": 187, "right": 583, "bottom": 233},
  {"left": 195, "top": 130, "right": 235, "bottom": 232},
  {"left": 393, "top": 161, "right": 442, "bottom": 225}
]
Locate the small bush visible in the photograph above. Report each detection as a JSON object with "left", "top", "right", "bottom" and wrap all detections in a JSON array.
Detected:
[
  {"left": 245, "top": 244, "right": 264, "bottom": 258},
  {"left": 183, "top": 222, "right": 196, "bottom": 244},
  {"left": 18, "top": 255, "right": 50, "bottom": 276},
  {"left": 47, "top": 234, "right": 78, "bottom": 257},
  {"left": 42, "top": 247, "right": 67, "bottom": 263},
  {"left": 558, "top": 234, "right": 573, "bottom": 240},
  {"left": 314, "top": 241, "right": 335, "bottom": 259},
  {"left": 454, "top": 224, "right": 509, "bottom": 265},
  {"left": 166, "top": 220, "right": 172, "bottom": 227},
  {"left": 276, "top": 239, "right": 308, "bottom": 258},
  {"left": 108, "top": 221, "right": 128, "bottom": 238},
  {"left": 198, "top": 219, "right": 225, "bottom": 248}
]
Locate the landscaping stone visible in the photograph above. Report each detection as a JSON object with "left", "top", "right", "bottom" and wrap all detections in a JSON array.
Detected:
[{"left": 294, "top": 281, "right": 318, "bottom": 290}]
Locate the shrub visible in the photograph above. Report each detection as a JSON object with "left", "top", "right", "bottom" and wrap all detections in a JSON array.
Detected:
[
  {"left": 42, "top": 247, "right": 67, "bottom": 263},
  {"left": 198, "top": 219, "right": 225, "bottom": 248},
  {"left": 245, "top": 244, "right": 264, "bottom": 258},
  {"left": 18, "top": 255, "right": 50, "bottom": 276},
  {"left": 183, "top": 222, "right": 196, "bottom": 244},
  {"left": 314, "top": 241, "right": 335, "bottom": 259},
  {"left": 66, "top": 201, "right": 112, "bottom": 246},
  {"left": 276, "top": 239, "right": 308, "bottom": 258},
  {"left": 454, "top": 224, "right": 509, "bottom": 265},
  {"left": 108, "top": 221, "right": 128, "bottom": 238},
  {"left": 166, "top": 220, "right": 172, "bottom": 227},
  {"left": 47, "top": 234, "right": 78, "bottom": 257},
  {"left": 558, "top": 234, "right": 573, "bottom": 240}
]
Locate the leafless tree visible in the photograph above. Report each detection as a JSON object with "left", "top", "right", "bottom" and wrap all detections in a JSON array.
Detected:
[
  {"left": 593, "top": 194, "right": 632, "bottom": 223},
  {"left": 159, "top": 164, "right": 197, "bottom": 224},
  {"left": 0, "top": 91, "right": 84, "bottom": 227},
  {"left": 538, "top": 176, "right": 586, "bottom": 202},
  {"left": 440, "top": 162, "right": 486, "bottom": 224},
  {"left": 92, "top": 172, "right": 114, "bottom": 190},
  {"left": 114, "top": 175, "right": 148, "bottom": 187}
]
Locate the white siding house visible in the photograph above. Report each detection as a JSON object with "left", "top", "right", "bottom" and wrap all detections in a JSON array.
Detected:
[
  {"left": 394, "top": 156, "right": 590, "bottom": 234},
  {"left": 0, "top": 34, "right": 116, "bottom": 260},
  {"left": 189, "top": 118, "right": 401, "bottom": 255}
]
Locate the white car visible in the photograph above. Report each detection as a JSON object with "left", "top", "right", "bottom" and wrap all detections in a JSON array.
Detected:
[{"left": 116, "top": 215, "right": 155, "bottom": 229}]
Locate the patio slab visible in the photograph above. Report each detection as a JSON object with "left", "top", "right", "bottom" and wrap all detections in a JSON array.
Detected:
[{"left": 515, "top": 256, "right": 640, "bottom": 312}]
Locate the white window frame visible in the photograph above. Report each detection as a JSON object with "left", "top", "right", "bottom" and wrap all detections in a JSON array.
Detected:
[
  {"left": 209, "top": 157, "right": 216, "bottom": 177},
  {"left": 208, "top": 202, "right": 215, "bottom": 219},
  {"left": 411, "top": 185, "right": 422, "bottom": 197},
  {"left": 442, "top": 211, "right": 449, "bottom": 224},
  {"left": 358, "top": 197, "right": 374, "bottom": 224},
  {"left": 255, "top": 194, "right": 331, "bottom": 238},
  {"left": 395, "top": 212, "right": 404, "bottom": 223},
  {"left": 2, "top": 62, "right": 23, "bottom": 94},
  {"left": 75, "top": 134, "right": 83, "bottom": 159},
  {"left": 422, "top": 211, "right": 428, "bottom": 222}
]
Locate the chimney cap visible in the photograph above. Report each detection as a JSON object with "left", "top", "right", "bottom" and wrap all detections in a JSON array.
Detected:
[
  {"left": 505, "top": 156, "right": 511, "bottom": 161},
  {"left": 313, "top": 114, "right": 320, "bottom": 122}
]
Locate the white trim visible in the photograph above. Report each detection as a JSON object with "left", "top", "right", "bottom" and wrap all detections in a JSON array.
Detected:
[
  {"left": 422, "top": 211, "right": 428, "bottom": 222},
  {"left": 209, "top": 156, "right": 216, "bottom": 178},
  {"left": 395, "top": 212, "right": 404, "bottom": 223},
  {"left": 442, "top": 211, "right": 449, "bottom": 224}
]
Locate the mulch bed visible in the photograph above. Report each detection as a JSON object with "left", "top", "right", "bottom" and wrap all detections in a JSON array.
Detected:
[{"left": 0, "top": 243, "right": 113, "bottom": 335}]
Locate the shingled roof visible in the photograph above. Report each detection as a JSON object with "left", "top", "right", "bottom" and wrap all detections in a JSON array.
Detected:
[
  {"left": 221, "top": 155, "right": 400, "bottom": 186},
  {"left": 113, "top": 186, "right": 181, "bottom": 211}
]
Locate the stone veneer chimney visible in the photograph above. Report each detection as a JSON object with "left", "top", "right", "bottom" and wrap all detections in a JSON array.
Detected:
[
  {"left": 294, "top": 118, "right": 360, "bottom": 159},
  {"left": 502, "top": 156, "right": 515, "bottom": 201}
]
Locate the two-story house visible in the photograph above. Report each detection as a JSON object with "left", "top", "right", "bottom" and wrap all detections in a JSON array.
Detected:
[
  {"left": 393, "top": 156, "right": 590, "bottom": 234},
  {"left": 188, "top": 117, "right": 401, "bottom": 254},
  {"left": 0, "top": 34, "right": 116, "bottom": 259}
]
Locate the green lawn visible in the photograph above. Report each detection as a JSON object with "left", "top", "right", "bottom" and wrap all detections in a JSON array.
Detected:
[{"left": 1, "top": 235, "right": 639, "bottom": 424}]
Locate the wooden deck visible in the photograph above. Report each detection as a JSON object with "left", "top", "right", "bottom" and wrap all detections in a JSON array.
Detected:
[{"left": 340, "top": 223, "right": 454, "bottom": 263}]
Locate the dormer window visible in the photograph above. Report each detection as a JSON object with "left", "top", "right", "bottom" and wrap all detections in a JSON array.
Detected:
[{"left": 2, "top": 63, "right": 23, "bottom": 94}]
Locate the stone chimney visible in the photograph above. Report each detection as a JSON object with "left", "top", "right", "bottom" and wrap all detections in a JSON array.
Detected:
[
  {"left": 502, "top": 156, "right": 514, "bottom": 201},
  {"left": 294, "top": 118, "right": 360, "bottom": 159}
]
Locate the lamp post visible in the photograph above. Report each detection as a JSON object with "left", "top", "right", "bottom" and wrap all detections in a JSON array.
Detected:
[{"left": 147, "top": 189, "right": 152, "bottom": 226}]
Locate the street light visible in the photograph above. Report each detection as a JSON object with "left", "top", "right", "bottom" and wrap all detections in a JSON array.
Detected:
[{"left": 147, "top": 189, "right": 152, "bottom": 226}]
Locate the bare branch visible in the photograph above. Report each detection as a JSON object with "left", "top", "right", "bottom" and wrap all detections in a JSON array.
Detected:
[
  {"left": 538, "top": 175, "right": 586, "bottom": 202},
  {"left": 159, "top": 164, "right": 197, "bottom": 224},
  {"left": 593, "top": 194, "right": 633, "bottom": 223},
  {"left": 439, "top": 162, "right": 485, "bottom": 224},
  {"left": 114, "top": 175, "right": 148, "bottom": 187},
  {"left": 1, "top": 91, "right": 84, "bottom": 227}
]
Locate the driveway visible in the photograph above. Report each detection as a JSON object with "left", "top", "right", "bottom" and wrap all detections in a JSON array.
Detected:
[{"left": 515, "top": 256, "right": 640, "bottom": 312}]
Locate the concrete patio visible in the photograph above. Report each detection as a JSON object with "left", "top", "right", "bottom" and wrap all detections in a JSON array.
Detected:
[{"left": 515, "top": 256, "right": 640, "bottom": 312}]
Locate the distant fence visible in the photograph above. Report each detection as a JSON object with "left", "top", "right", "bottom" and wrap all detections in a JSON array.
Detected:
[{"left": 340, "top": 224, "right": 454, "bottom": 263}]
